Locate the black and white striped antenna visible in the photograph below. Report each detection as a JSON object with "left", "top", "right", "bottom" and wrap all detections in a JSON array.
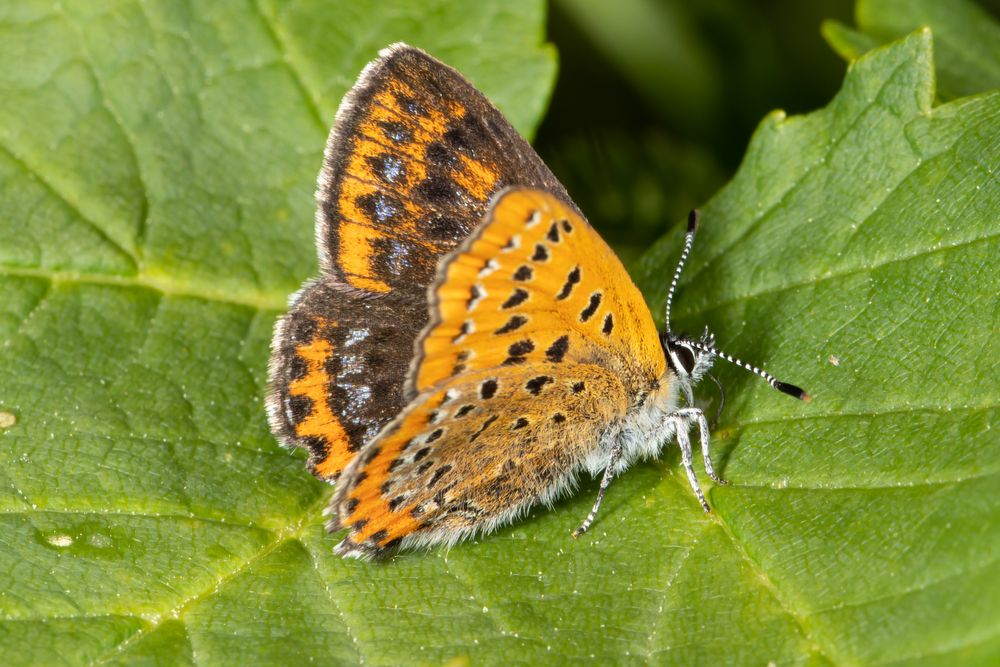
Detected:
[
  {"left": 689, "top": 339, "right": 809, "bottom": 401},
  {"left": 663, "top": 209, "right": 808, "bottom": 402},
  {"left": 664, "top": 210, "right": 699, "bottom": 332}
]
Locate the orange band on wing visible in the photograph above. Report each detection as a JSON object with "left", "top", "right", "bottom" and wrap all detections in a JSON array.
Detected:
[
  {"left": 337, "top": 222, "right": 392, "bottom": 293},
  {"left": 454, "top": 153, "right": 498, "bottom": 201},
  {"left": 288, "top": 336, "right": 353, "bottom": 478},
  {"left": 332, "top": 74, "right": 501, "bottom": 293}
]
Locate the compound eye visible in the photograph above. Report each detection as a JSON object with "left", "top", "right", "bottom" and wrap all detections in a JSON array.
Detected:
[{"left": 669, "top": 342, "right": 697, "bottom": 375}]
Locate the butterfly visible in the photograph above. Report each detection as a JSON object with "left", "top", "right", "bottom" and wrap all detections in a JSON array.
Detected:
[{"left": 267, "top": 43, "right": 807, "bottom": 560}]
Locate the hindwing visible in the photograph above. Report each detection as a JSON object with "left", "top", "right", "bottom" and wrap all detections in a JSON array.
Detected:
[
  {"left": 267, "top": 282, "right": 422, "bottom": 480},
  {"left": 331, "top": 364, "right": 632, "bottom": 558}
]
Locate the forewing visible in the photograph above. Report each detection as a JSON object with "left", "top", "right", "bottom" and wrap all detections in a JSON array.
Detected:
[
  {"left": 317, "top": 44, "right": 572, "bottom": 296},
  {"left": 267, "top": 280, "right": 423, "bottom": 481},
  {"left": 331, "top": 364, "right": 631, "bottom": 558},
  {"left": 410, "top": 188, "right": 665, "bottom": 399}
]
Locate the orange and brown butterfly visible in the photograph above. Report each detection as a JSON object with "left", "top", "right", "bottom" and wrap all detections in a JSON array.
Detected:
[{"left": 267, "top": 43, "right": 807, "bottom": 560}]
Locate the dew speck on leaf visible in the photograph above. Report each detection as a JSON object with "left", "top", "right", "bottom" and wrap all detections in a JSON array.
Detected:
[{"left": 46, "top": 534, "right": 73, "bottom": 548}]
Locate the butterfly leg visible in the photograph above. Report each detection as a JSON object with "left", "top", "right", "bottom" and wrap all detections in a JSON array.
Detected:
[
  {"left": 572, "top": 440, "right": 624, "bottom": 538},
  {"left": 681, "top": 407, "right": 727, "bottom": 485},
  {"left": 666, "top": 410, "right": 711, "bottom": 511},
  {"left": 671, "top": 407, "right": 726, "bottom": 486}
]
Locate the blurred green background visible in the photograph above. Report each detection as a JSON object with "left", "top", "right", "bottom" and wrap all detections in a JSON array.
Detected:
[{"left": 535, "top": 0, "right": 999, "bottom": 261}]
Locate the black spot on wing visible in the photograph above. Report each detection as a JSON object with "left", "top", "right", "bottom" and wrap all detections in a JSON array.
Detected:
[
  {"left": 368, "top": 154, "right": 406, "bottom": 185},
  {"left": 428, "top": 465, "right": 452, "bottom": 488},
  {"left": 546, "top": 335, "right": 570, "bottom": 363},
  {"left": 420, "top": 213, "right": 467, "bottom": 242},
  {"left": 480, "top": 379, "right": 498, "bottom": 399},
  {"left": 504, "top": 339, "right": 533, "bottom": 366},
  {"left": 394, "top": 92, "right": 426, "bottom": 116},
  {"left": 444, "top": 125, "right": 471, "bottom": 150},
  {"left": 508, "top": 340, "right": 534, "bottom": 356},
  {"left": 467, "top": 284, "right": 484, "bottom": 310},
  {"left": 546, "top": 222, "right": 560, "bottom": 243},
  {"left": 502, "top": 288, "right": 529, "bottom": 309},
  {"left": 556, "top": 266, "right": 581, "bottom": 300},
  {"left": 453, "top": 320, "right": 472, "bottom": 343},
  {"left": 470, "top": 415, "right": 498, "bottom": 442},
  {"left": 525, "top": 376, "right": 553, "bottom": 395},
  {"left": 414, "top": 174, "right": 460, "bottom": 207},
  {"left": 580, "top": 292, "right": 602, "bottom": 322},
  {"left": 495, "top": 315, "right": 528, "bottom": 334},
  {"left": 378, "top": 120, "right": 412, "bottom": 144}
]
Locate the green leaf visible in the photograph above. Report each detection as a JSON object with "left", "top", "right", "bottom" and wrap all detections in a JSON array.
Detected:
[
  {"left": 822, "top": 0, "right": 1000, "bottom": 99},
  {"left": 633, "top": 28, "right": 999, "bottom": 664},
  {"left": 1, "top": 6, "right": 998, "bottom": 667}
]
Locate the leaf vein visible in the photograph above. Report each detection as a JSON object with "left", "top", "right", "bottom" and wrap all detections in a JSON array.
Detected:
[
  {"left": 0, "top": 144, "right": 138, "bottom": 269},
  {"left": 87, "top": 496, "right": 328, "bottom": 666}
]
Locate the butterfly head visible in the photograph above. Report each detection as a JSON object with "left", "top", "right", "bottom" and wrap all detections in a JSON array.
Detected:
[{"left": 661, "top": 328, "right": 716, "bottom": 406}]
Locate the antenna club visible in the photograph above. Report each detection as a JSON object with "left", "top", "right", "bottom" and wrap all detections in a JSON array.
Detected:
[
  {"left": 687, "top": 209, "right": 700, "bottom": 234},
  {"left": 774, "top": 381, "right": 809, "bottom": 401}
]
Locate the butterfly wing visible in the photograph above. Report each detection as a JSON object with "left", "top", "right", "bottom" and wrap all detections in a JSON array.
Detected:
[
  {"left": 332, "top": 364, "right": 632, "bottom": 558},
  {"left": 331, "top": 188, "right": 667, "bottom": 557},
  {"left": 410, "top": 187, "right": 665, "bottom": 399},
  {"left": 268, "top": 45, "right": 573, "bottom": 481},
  {"left": 267, "top": 282, "right": 423, "bottom": 480},
  {"left": 315, "top": 43, "right": 573, "bottom": 295}
]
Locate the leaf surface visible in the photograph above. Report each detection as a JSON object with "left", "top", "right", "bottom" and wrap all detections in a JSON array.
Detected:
[
  {"left": 823, "top": 0, "right": 1000, "bottom": 99},
  {"left": 0, "top": 5, "right": 997, "bottom": 666}
]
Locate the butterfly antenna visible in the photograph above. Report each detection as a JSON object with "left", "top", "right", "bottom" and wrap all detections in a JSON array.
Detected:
[
  {"left": 664, "top": 210, "right": 700, "bottom": 333},
  {"left": 689, "top": 339, "right": 810, "bottom": 401}
]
